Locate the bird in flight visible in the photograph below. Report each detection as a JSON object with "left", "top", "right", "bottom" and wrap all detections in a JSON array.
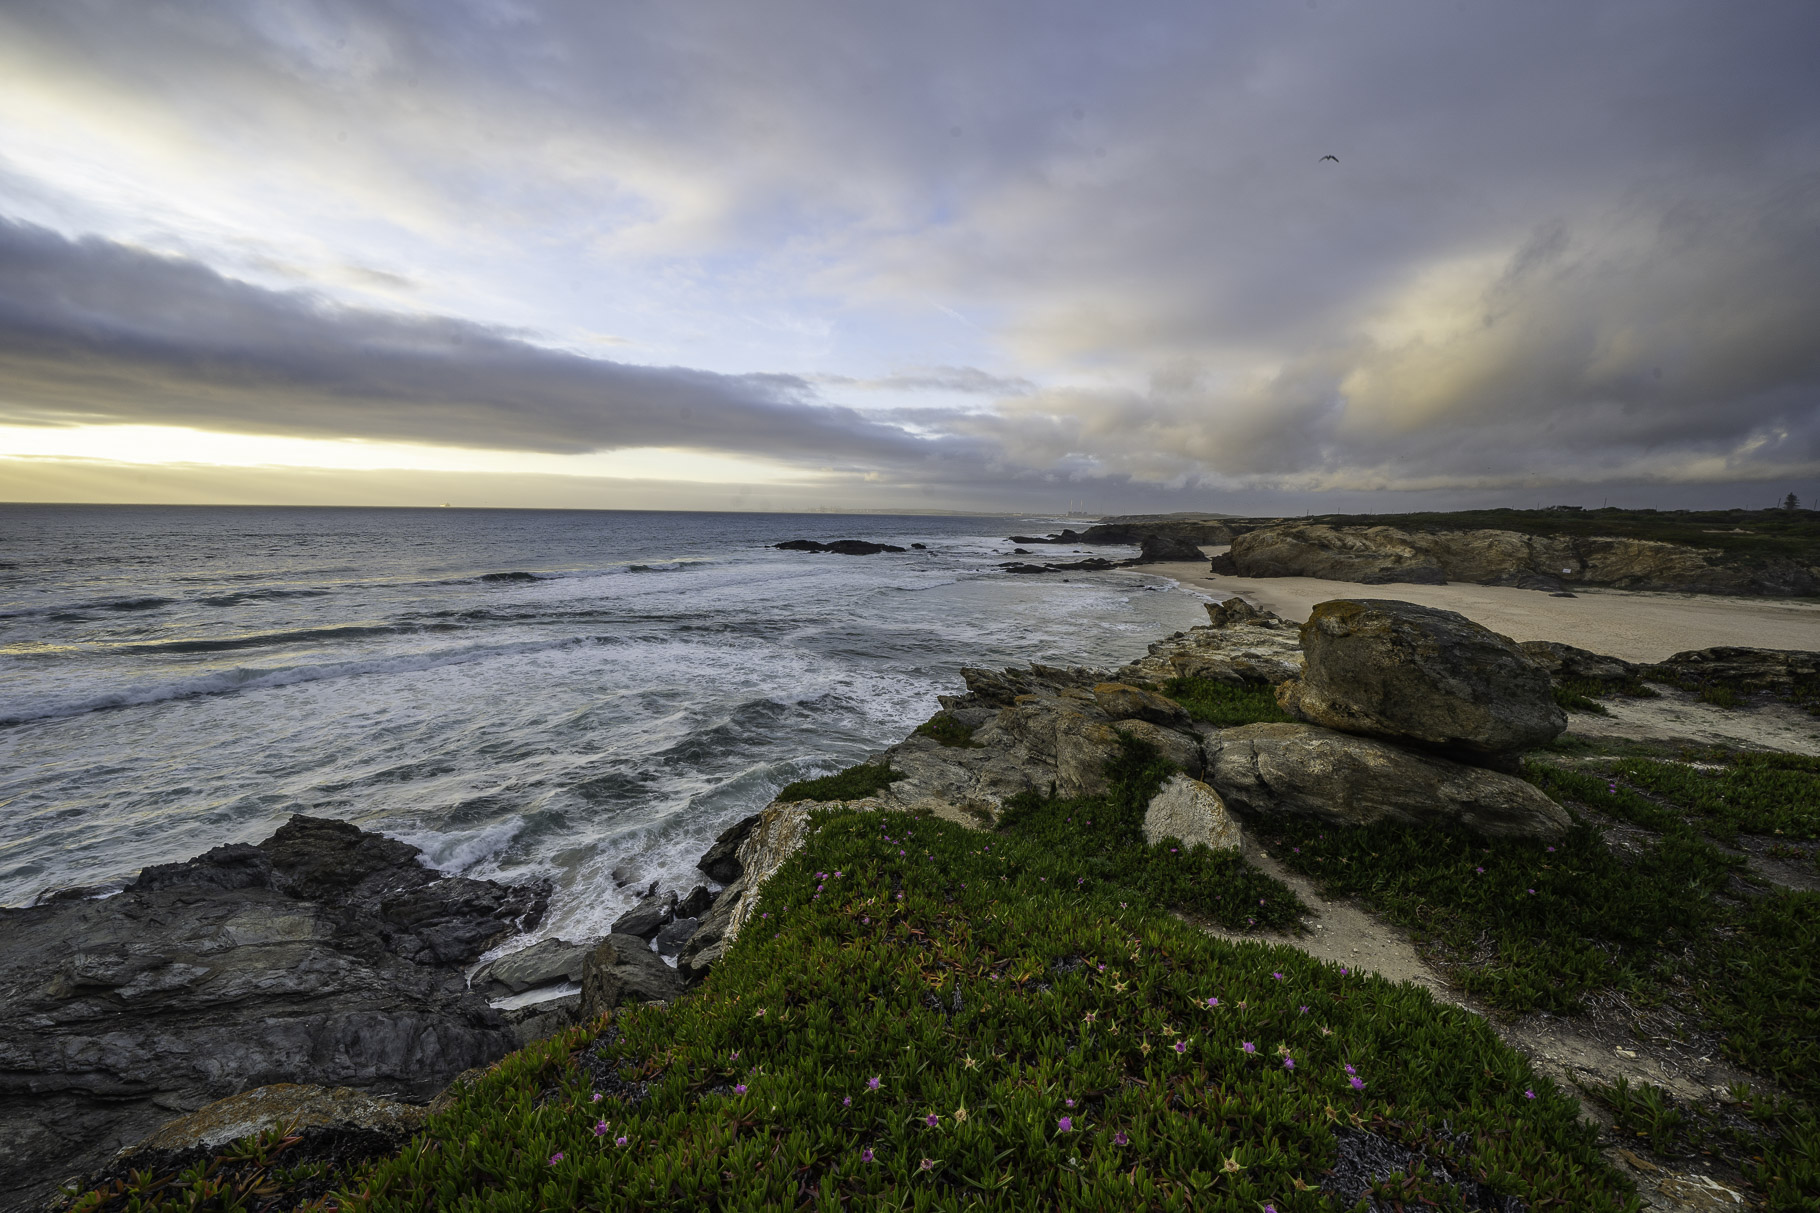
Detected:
[{"left": 1320, "top": 154, "right": 1339, "bottom": 162}]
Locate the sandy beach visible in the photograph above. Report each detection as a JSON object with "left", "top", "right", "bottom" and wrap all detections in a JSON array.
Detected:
[{"left": 1138, "top": 555, "right": 1820, "bottom": 664}]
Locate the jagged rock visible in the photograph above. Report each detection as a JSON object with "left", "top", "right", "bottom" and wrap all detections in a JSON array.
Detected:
[
  {"left": 579, "top": 935, "right": 684, "bottom": 1018},
  {"left": 1230, "top": 525, "right": 1451, "bottom": 584},
  {"left": 676, "top": 879, "right": 741, "bottom": 982},
  {"left": 1119, "top": 720, "right": 1205, "bottom": 776},
  {"left": 471, "top": 937, "right": 589, "bottom": 997},
  {"left": 0, "top": 815, "right": 548, "bottom": 1211},
  {"left": 117, "top": 1082, "right": 426, "bottom": 1161},
  {"left": 675, "top": 885, "right": 715, "bottom": 919},
  {"left": 611, "top": 891, "right": 676, "bottom": 940},
  {"left": 1143, "top": 775, "right": 1244, "bottom": 854},
  {"left": 698, "top": 813, "right": 761, "bottom": 884},
  {"left": 774, "top": 539, "right": 908, "bottom": 555},
  {"left": 497, "top": 994, "right": 583, "bottom": 1046},
  {"left": 652, "top": 917, "right": 699, "bottom": 957},
  {"left": 1202, "top": 722, "right": 1570, "bottom": 839},
  {"left": 877, "top": 731, "right": 1039, "bottom": 821},
  {"left": 1093, "top": 681, "right": 1191, "bottom": 726},
  {"left": 1131, "top": 534, "right": 1209, "bottom": 563},
  {"left": 1277, "top": 599, "right": 1565, "bottom": 768},
  {"left": 1112, "top": 601, "right": 1304, "bottom": 689}
]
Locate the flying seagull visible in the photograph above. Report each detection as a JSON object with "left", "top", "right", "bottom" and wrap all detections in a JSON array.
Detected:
[{"left": 1320, "top": 154, "right": 1338, "bottom": 162}]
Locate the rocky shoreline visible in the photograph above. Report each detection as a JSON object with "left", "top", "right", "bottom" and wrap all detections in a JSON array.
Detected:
[{"left": 13, "top": 594, "right": 1816, "bottom": 1210}]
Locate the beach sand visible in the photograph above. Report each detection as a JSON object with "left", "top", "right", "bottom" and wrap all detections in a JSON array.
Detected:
[{"left": 1136, "top": 554, "right": 1820, "bottom": 664}]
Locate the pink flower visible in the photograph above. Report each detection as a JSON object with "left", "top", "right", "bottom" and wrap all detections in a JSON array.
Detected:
[
  {"left": 549, "top": 1152, "right": 564, "bottom": 1164},
  {"left": 1524, "top": 1088, "right": 1537, "bottom": 1100},
  {"left": 842, "top": 1096, "right": 852, "bottom": 1107},
  {"left": 591, "top": 1092, "right": 602, "bottom": 1102},
  {"left": 593, "top": 1120, "right": 609, "bottom": 1137},
  {"left": 1206, "top": 997, "right": 1219, "bottom": 1007},
  {"left": 1350, "top": 1076, "right": 1366, "bottom": 1091},
  {"left": 615, "top": 1135, "right": 628, "bottom": 1146},
  {"left": 868, "top": 1076, "right": 882, "bottom": 1090},
  {"left": 1057, "top": 1116, "right": 1073, "bottom": 1132},
  {"left": 734, "top": 1084, "right": 747, "bottom": 1094},
  {"left": 1065, "top": 1098, "right": 1076, "bottom": 1108},
  {"left": 1242, "top": 1041, "right": 1256, "bottom": 1054},
  {"left": 1283, "top": 1056, "right": 1295, "bottom": 1071}
]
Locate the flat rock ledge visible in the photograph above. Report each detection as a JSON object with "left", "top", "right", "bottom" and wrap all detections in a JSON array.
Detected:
[{"left": 0, "top": 814, "right": 550, "bottom": 1212}]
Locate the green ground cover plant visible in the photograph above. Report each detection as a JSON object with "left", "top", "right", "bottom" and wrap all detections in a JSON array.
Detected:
[
  {"left": 1304, "top": 506, "right": 1820, "bottom": 565},
  {"left": 778, "top": 762, "right": 906, "bottom": 804},
  {"left": 914, "top": 713, "right": 983, "bottom": 748},
  {"left": 1160, "top": 676, "right": 1295, "bottom": 727},
  {"left": 330, "top": 806, "right": 1629, "bottom": 1211},
  {"left": 1269, "top": 752, "right": 1820, "bottom": 1208}
]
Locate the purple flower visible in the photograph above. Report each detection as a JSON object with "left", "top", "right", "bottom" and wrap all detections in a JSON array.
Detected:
[
  {"left": 1242, "top": 1041, "right": 1256, "bottom": 1054},
  {"left": 861, "top": 1147, "right": 875, "bottom": 1163},
  {"left": 1524, "top": 1088, "right": 1537, "bottom": 1100},
  {"left": 1475, "top": 866, "right": 1485, "bottom": 874},
  {"left": 1299, "top": 1005, "right": 1309, "bottom": 1014},
  {"left": 1350, "top": 1076, "right": 1366, "bottom": 1091},
  {"left": 1271, "top": 972, "right": 1284, "bottom": 980},
  {"left": 615, "top": 1135, "right": 628, "bottom": 1146},
  {"left": 549, "top": 1152, "right": 564, "bottom": 1164},
  {"left": 1206, "top": 997, "right": 1220, "bottom": 1007},
  {"left": 919, "top": 1157, "right": 935, "bottom": 1171},
  {"left": 593, "top": 1120, "right": 609, "bottom": 1137},
  {"left": 1113, "top": 1131, "right": 1129, "bottom": 1146},
  {"left": 1283, "top": 1056, "right": 1295, "bottom": 1071},
  {"left": 925, "top": 1113, "right": 939, "bottom": 1127},
  {"left": 1057, "top": 1116, "right": 1073, "bottom": 1133},
  {"left": 730, "top": 1050, "right": 739, "bottom": 1060},
  {"left": 868, "top": 1076, "right": 882, "bottom": 1090},
  {"left": 1527, "top": 888, "right": 1536, "bottom": 895},
  {"left": 1065, "top": 1098, "right": 1076, "bottom": 1108},
  {"left": 843, "top": 1096, "right": 852, "bottom": 1107},
  {"left": 591, "top": 1092, "right": 602, "bottom": 1102},
  {"left": 1174, "top": 1040, "right": 1187, "bottom": 1054},
  {"left": 1545, "top": 846, "right": 1556, "bottom": 853},
  {"left": 734, "top": 1084, "right": 748, "bottom": 1094},
  {"left": 1344, "top": 1063, "right": 1356, "bottom": 1074},
  {"left": 1339, "top": 966, "right": 1349, "bottom": 976}
]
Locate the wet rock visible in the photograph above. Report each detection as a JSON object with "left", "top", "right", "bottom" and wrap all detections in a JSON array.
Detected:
[
  {"left": 579, "top": 935, "right": 684, "bottom": 1018},
  {"left": 774, "top": 539, "right": 908, "bottom": 555},
  {"left": 0, "top": 814, "right": 548, "bottom": 1211},
  {"left": 677, "top": 880, "right": 740, "bottom": 982},
  {"left": 652, "top": 917, "right": 699, "bottom": 957},
  {"left": 675, "top": 884, "right": 715, "bottom": 919},
  {"left": 1203, "top": 722, "right": 1570, "bottom": 839},
  {"left": 1143, "top": 775, "right": 1244, "bottom": 854},
  {"left": 697, "top": 813, "right": 761, "bottom": 884},
  {"left": 611, "top": 891, "right": 676, "bottom": 940},
  {"left": 470, "top": 937, "right": 589, "bottom": 997},
  {"left": 1278, "top": 599, "right": 1565, "bottom": 768}
]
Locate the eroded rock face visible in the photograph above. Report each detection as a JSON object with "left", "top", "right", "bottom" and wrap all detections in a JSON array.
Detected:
[
  {"left": 1131, "top": 534, "right": 1209, "bottom": 563},
  {"left": 579, "top": 934, "right": 684, "bottom": 1018},
  {"left": 1142, "top": 775, "right": 1245, "bottom": 854},
  {"left": 1278, "top": 599, "right": 1565, "bottom": 767},
  {"left": 0, "top": 815, "right": 548, "bottom": 1212},
  {"left": 1222, "top": 523, "right": 1819, "bottom": 595},
  {"left": 1202, "top": 722, "right": 1570, "bottom": 839},
  {"left": 471, "top": 937, "right": 589, "bottom": 997}
]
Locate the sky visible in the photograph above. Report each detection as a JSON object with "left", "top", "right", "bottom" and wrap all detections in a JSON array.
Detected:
[{"left": 2, "top": 0, "right": 1817, "bottom": 515}]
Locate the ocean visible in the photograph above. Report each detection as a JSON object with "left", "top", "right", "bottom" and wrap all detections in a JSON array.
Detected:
[{"left": 0, "top": 505, "right": 1211, "bottom": 953}]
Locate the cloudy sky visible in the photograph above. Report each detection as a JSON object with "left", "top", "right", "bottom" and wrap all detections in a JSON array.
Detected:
[{"left": 2, "top": 0, "right": 1816, "bottom": 513}]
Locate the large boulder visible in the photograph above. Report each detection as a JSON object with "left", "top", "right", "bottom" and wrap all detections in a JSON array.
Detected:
[
  {"left": 697, "top": 813, "right": 761, "bottom": 884},
  {"left": 579, "top": 935, "right": 684, "bottom": 1018},
  {"left": 1203, "top": 723, "right": 1570, "bottom": 839},
  {"left": 1277, "top": 599, "right": 1565, "bottom": 767},
  {"left": 0, "top": 815, "right": 548, "bottom": 1211},
  {"left": 1131, "top": 534, "right": 1209, "bottom": 563},
  {"left": 1093, "top": 681, "right": 1190, "bottom": 726},
  {"left": 470, "top": 937, "right": 590, "bottom": 997},
  {"left": 611, "top": 891, "right": 677, "bottom": 940},
  {"left": 1143, "top": 776, "right": 1245, "bottom": 854}
]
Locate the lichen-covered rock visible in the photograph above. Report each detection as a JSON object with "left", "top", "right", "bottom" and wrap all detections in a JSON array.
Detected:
[
  {"left": 1279, "top": 599, "right": 1565, "bottom": 766},
  {"left": 579, "top": 934, "right": 684, "bottom": 1018},
  {"left": 1202, "top": 722, "right": 1570, "bottom": 839},
  {"left": 1142, "top": 775, "right": 1244, "bottom": 854},
  {"left": 1092, "top": 681, "right": 1190, "bottom": 726}
]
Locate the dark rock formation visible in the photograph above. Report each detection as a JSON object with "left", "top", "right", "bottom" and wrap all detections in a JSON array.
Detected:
[
  {"left": 677, "top": 884, "right": 740, "bottom": 982},
  {"left": 1202, "top": 723, "right": 1569, "bottom": 839},
  {"left": 611, "top": 891, "right": 677, "bottom": 940},
  {"left": 1131, "top": 534, "right": 1209, "bottom": 563},
  {"left": 479, "top": 570, "right": 541, "bottom": 583},
  {"left": 1646, "top": 646, "right": 1820, "bottom": 697},
  {"left": 0, "top": 814, "right": 549, "bottom": 1211},
  {"left": 774, "top": 539, "right": 908, "bottom": 555},
  {"left": 1276, "top": 600, "right": 1565, "bottom": 769},
  {"left": 580, "top": 935, "right": 684, "bottom": 1018},
  {"left": 676, "top": 885, "right": 715, "bottom": 919},
  {"left": 652, "top": 916, "right": 700, "bottom": 957},
  {"left": 698, "top": 814, "right": 762, "bottom": 884},
  {"left": 1517, "top": 641, "right": 1641, "bottom": 687},
  {"left": 470, "top": 937, "right": 589, "bottom": 997},
  {"left": 1220, "top": 523, "right": 1820, "bottom": 596}
]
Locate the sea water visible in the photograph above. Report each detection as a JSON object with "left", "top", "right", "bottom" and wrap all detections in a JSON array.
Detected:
[{"left": 0, "top": 505, "right": 1210, "bottom": 947}]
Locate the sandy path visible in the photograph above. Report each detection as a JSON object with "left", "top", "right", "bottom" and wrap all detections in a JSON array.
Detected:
[{"left": 1132, "top": 556, "right": 1820, "bottom": 664}]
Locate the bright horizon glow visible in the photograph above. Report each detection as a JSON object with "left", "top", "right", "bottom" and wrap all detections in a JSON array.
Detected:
[{"left": 0, "top": 425, "right": 823, "bottom": 485}]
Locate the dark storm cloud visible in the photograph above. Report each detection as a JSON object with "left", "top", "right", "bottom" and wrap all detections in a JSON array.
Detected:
[
  {"left": 0, "top": 218, "right": 960, "bottom": 465},
  {"left": 2, "top": 0, "right": 1818, "bottom": 502}
]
